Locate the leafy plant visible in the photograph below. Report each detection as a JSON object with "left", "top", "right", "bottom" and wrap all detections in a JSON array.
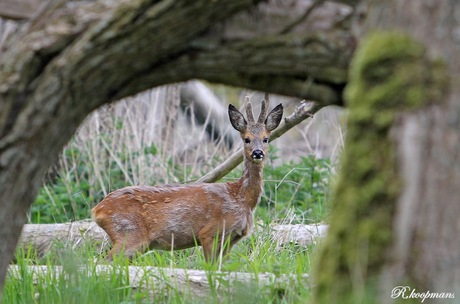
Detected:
[{"left": 262, "top": 155, "right": 332, "bottom": 223}]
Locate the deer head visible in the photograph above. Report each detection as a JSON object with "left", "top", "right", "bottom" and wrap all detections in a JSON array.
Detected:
[{"left": 228, "top": 95, "right": 283, "bottom": 164}]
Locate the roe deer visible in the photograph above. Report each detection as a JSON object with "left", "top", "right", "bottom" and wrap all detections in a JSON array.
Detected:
[{"left": 91, "top": 95, "right": 283, "bottom": 262}]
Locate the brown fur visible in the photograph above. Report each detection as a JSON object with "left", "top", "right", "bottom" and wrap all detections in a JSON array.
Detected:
[{"left": 92, "top": 97, "right": 283, "bottom": 262}]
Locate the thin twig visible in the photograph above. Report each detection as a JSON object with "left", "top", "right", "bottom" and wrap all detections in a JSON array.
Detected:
[{"left": 279, "top": 0, "right": 325, "bottom": 34}]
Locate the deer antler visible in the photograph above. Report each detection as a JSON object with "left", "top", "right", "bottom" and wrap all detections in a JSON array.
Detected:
[
  {"left": 244, "top": 96, "right": 255, "bottom": 124},
  {"left": 257, "top": 93, "right": 269, "bottom": 123}
]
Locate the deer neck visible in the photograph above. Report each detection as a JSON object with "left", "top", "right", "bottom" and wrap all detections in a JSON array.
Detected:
[{"left": 238, "top": 157, "right": 264, "bottom": 210}]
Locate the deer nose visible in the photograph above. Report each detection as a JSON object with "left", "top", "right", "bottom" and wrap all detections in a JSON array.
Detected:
[{"left": 252, "top": 149, "right": 264, "bottom": 163}]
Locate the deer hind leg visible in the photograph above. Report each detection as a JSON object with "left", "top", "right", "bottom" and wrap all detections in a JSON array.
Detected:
[
  {"left": 102, "top": 217, "right": 150, "bottom": 261},
  {"left": 106, "top": 235, "right": 150, "bottom": 261}
]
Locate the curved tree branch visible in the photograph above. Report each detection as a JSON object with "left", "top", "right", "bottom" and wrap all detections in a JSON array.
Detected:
[{"left": 0, "top": 0, "right": 355, "bottom": 292}]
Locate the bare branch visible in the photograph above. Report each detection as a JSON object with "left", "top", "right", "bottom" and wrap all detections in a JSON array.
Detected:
[
  {"left": 0, "top": 0, "right": 43, "bottom": 20},
  {"left": 279, "top": 0, "right": 326, "bottom": 34}
]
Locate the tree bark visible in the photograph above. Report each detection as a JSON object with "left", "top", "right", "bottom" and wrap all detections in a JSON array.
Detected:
[
  {"left": 365, "top": 1, "right": 460, "bottom": 300},
  {"left": 0, "top": 0, "right": 353, "bottom": 292},
  {"left": 313, "top": 0, "right": 458, "bottom": 303}
]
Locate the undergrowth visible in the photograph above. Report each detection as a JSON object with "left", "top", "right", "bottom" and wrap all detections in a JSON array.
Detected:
[
  {"left": 224, "top": 150, "right": 332, "bottom": 224},
  {"left": 5, "top": 220, "right": 316, "bottom": 303}
]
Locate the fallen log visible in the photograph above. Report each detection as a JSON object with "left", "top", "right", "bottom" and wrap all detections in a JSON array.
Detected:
[
  {"left": 270, "top": 224, "right": 328, "bottom": 247},
  {"left": 180, "top": 80, "right": 234, "bottom": 147},
  {"left": 17, "top": 221, "right": 109, "bottom": 258},
  {"left": 8, "top": 264, "right": 309, "bottom": 299},
  {"left": 17, "top": 221, "right": 326, "bottom": 258}
]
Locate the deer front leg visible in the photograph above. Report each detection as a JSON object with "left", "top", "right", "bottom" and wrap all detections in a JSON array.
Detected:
[
  {"left": 200, "top": 236, "right": 236, "bottom": 264},
  {"left": 197, "top": 225, "right": 230, "bottom": 264},
  {"left": 198, "top": 224, "right": 235, "bottom": 264}
]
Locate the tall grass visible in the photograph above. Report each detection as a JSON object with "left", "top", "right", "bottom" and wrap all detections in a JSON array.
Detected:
[{"left": 6, "top": 215, "right": 316, "bottom": 303}]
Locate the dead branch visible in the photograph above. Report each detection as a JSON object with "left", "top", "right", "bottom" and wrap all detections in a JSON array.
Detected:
[
  {"left": 180, "top": 80, "right": 234, "bottom": 147},
  {"left": 0, "top": 0, "right": 44, "bottom": 20}
]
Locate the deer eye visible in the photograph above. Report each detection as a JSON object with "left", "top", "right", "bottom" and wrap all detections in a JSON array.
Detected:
[
  {"left": 263, "top": 138, "right": 269, "bottom": 144},
  {"left": 244, "top": 138, "right": 251, "bottom": 144}
]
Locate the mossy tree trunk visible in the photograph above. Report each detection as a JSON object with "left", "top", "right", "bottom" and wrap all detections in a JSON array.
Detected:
[
  {"left": 0, "top": 0, "right": 352, "bottom": 294},
  {"left": 314, "top": 0, "right": 459, "bottom": 303}
]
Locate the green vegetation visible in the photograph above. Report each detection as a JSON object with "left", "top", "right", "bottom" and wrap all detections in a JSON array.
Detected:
[
  {"left": 6, "top": 222, "right": 315, "bottom": 303},
  {"left": 262, "top": 154, "right": 332, "bottom": 223},
  {"left": 225, "top": 150, "right": 332, "bottom": 224}
]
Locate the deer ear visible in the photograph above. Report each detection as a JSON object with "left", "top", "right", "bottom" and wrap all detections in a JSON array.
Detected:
[
  {"left": 265, "top": 103, "right": 283, "bottom": 131},
  {"left": 228, "top": 104, "right": 247, "bottom": 132}
]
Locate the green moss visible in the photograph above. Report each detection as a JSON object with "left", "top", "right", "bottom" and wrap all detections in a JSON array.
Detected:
[{"left": 312, "top": 31, "right": 448, "bottom": 303}]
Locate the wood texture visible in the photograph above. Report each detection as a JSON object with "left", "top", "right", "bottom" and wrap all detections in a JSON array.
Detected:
[
  {"left": 0, "top": 0, "right": 43, "bottom": 20},
  {"left": 364, "top": 0, "right": 460, "bottom": 298},
  {"left": 313, "top": 1, "right": 460, "bottom": 302}
]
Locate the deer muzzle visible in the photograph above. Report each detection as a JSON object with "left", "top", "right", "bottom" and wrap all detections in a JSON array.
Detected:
[{"left": 251, "top": 149, "right": 264, "bottom": 163}]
